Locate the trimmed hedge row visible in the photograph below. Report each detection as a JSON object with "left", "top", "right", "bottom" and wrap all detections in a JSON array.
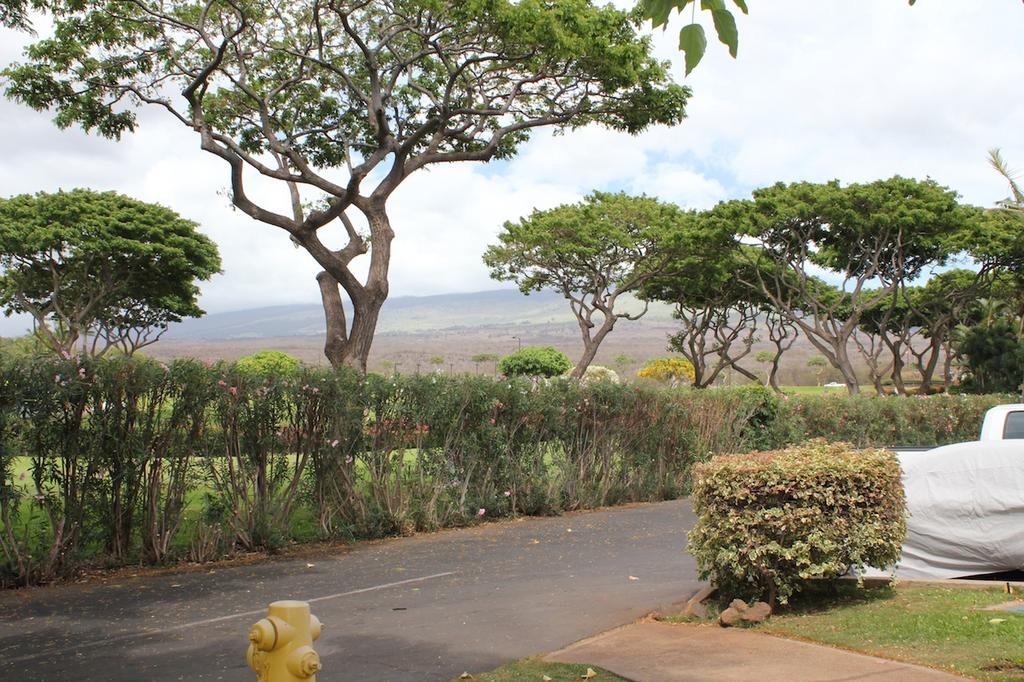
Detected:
[
  {"left": 688, "top": 440, "right": 906, "bottom": 605},
  {"left": 0, "top": 355, "right": 1009, "bottom": 586},
  {"left": 0, "top": 356, "right": 770, "bottom": 585},
  {"left": 774, "top": 393, "right": 1011, "bottom": 447}
]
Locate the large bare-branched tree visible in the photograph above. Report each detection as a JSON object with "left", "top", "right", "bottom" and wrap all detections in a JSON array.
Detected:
[{"left": 2, "top": 0, "right": 688, "bottom": 370}]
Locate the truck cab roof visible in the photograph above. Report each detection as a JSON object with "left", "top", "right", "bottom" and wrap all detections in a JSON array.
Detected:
[{"left": 980, "top": 404, "right": 1024, "bottom": 441}]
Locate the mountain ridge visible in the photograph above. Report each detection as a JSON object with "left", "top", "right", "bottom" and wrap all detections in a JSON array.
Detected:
[{"left": 164, "top": 288, "right": 677, "bottom": 340}]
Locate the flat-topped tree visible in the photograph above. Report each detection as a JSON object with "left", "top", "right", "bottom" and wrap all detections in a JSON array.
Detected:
[
  {"left": 722, "top": 177, "right": 975, "bottom": 395},
  {"left": 642, "top": 233, "right": 796, "bottom": 390},
  {"left": 2, "top": 0, "right": 688, "bottom": 372},
  {"left": 906, "top": 269, "right": 995, "bottom": 391},
  {"left": 485, "top": 192, "right": 693, "bottom": 379},
  {"left": 0, "top": 189, "right": 220, "bottom": 357}
]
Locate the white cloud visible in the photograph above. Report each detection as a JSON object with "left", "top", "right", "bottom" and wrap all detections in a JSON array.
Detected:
[
  {"left": 0, "top": 0, "right": 1021, "bottom": 332},
  {"left": 631, "top": 163, "right": 728, "bottom": 209}
]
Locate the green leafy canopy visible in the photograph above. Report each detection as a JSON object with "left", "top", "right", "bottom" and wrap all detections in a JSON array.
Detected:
[
  {"left": 3, "top": 0, "right": 690, "bottom": 155},
  {"left": 498, "top": 346, "right": 572, "bottom": 377},
  {"left": 1, "top": 0, "right": 691, "bottom": 370},
  {"left": 484, "top": 191, "right": 693, "bottom": 296},
  {"left": 0, "top": 189, "right": 221, "bottom": 355},
  {"left": 640, "top": 0, "right": 747, "bottom": 75}
]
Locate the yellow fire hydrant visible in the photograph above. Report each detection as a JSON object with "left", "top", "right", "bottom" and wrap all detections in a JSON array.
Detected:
[{"left": 247, "top": 600, "right": 323, "bottom": 682}]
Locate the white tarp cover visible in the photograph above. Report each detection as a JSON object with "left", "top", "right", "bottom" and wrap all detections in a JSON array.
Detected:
[{"left": 892, "top": 440, "right": 1024, "bottom": 579}]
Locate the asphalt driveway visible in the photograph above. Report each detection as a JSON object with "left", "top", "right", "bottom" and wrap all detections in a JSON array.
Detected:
[{"left": 0, "top": 498, "right": 700, "bottom": 681}]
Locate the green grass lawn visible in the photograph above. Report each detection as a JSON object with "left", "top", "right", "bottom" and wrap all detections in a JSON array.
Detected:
[
  {"left": 761, "top": 583, "right": 1024, "bottom": 681},
  {"left": 781, "top": 385, "right": 849, "bottom": 396},
  {"left": 3, "top": 454, "right": 326, "bottom": 561},
  {"left": 4, "top": 442, "right": 518, "bottom": 568},
  {"left": 452, "top": 660, "right": 624, "bottom": 681}
]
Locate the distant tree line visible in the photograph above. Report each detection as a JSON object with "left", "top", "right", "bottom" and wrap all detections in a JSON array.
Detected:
[{"left": 485, "top": 175, "right": 1024, "bottom": 395}]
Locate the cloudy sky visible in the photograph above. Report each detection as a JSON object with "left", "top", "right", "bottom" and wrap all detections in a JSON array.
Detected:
[{"left": 0, "top": 1, "right": 1022, "bottom": 335}]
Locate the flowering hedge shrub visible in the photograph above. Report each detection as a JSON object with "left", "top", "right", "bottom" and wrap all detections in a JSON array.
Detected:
[
  {"left": 0, "top": 352, "right": 1008, "bottom": 586},
  {"left": 567, "top": 365, "right": 620, "bottom": 384},
  {"left": 0, "top": 357, "right": 717, "bottom": 584},
  {"left": 688, "top": 440, "right": 906, "bottom": 605},
  {"left": 775, "top": 393, "right": 1011, "bottom": 447},
  {"left": 636, "top": 357, "right": 695, "bottom": 385}
]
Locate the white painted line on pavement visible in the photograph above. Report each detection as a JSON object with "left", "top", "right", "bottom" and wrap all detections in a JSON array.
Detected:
[
  {"left": 4, "top": 571, "right": 456, "bottom": 665},
  {"left": 305, "top": 571, "right": 456, "bottom": 606}
]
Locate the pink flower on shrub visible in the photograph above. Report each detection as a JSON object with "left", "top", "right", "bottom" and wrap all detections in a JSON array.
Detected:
[
  {"left": 228, "top": 386, "right": 238, "bottom": 397},
  {"left": 477, "top": 508, "right": 486, "bottom": 517},
  {"left": 330, "top": 439, "right": 340, "bottom": 448},
  {"left": 503, "top": 491, "right": 511, "bottom": 497},
  {"left": 54, "top": 374, "right": 61, "bottom": 383},
  {"left": 217, "top": 379, "right": 227, "bottom": 386},
  {"left": 345, "top": 456, "right": 354, "bottom": 464}
]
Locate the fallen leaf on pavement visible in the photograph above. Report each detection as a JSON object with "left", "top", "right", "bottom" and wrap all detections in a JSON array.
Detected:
[
  {"left": 628, "top": 576, "right": 639, "bottom": 581},
  {"left": 306, "top": 563, "right": 315, "bottom": 568}
]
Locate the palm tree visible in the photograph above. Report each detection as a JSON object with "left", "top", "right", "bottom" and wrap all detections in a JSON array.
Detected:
[
  {"left": 988, "top": 149, "right": 1024, "bottom": 339},
  {"left": 988, "top": 148, "right": 1024, "bottom": 212},
  {"left": 976, "top": 297, "right": 1010, "bottom": 329}
]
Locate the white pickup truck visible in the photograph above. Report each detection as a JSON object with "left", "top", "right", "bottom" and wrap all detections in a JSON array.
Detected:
[
  {"left": 888, "top": 404, "right": 1024, "bottom": 579},
  {"left": 978, "top": 404, "right": 1024, "bottom": 441}
]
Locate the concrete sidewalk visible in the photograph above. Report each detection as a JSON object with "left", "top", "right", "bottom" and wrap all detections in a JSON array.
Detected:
[{"left": 546, "top": 621, "right": 966, "bottom": 681}]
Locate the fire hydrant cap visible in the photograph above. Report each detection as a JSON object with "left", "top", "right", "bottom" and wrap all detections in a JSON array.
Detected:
[
  {"left": 248, "top": 618, "right": 277, "bottom": 651},
  {"left": 287, "top": 645, "right": 321, "bottom": 679}
]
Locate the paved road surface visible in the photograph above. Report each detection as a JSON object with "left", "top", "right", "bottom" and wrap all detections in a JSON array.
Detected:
[{"left": 0, "top": 499, "right": 700, "bottom": 681}]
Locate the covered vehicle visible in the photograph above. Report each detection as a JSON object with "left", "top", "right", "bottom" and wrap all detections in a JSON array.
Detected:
[{"left": 885, "top": 404, "right": 1024, "bottom": 579}]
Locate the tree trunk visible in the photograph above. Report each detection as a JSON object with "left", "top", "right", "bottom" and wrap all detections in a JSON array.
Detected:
[
  {"left": 314, "top": 207, "right": 393, "bottom": 373},
  {"left": 942, "top": 340, "right": 956, "bottom": 389},
  {"left": 890, "top": 345, "right": 908, "bottom": 395},
  {"left": 319, "top": 278, "right": 387, "bottom": 373},
  {"left": 833, "top": 344, "right": 861, "bottom": 395},
  {"left": 571, "top": 318, "right": 615, "bottom": 379},
  {"left": 318, "top": 272, "right": 349, "bottom": 368},
  {"left": 730, "top": 363, "right": 762, "bottom": 385},
  {"left": 787, "top": 318, "right": 861, "bottom": 395},
  {"left": 767, "top": 361, "right": 782, "bottom": 392},
  {"left": 915, "top": 336, "right": 943, "bottom": 392},
  {"left": 346, "top": 297, "right": 385, "bottom": 373}
]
